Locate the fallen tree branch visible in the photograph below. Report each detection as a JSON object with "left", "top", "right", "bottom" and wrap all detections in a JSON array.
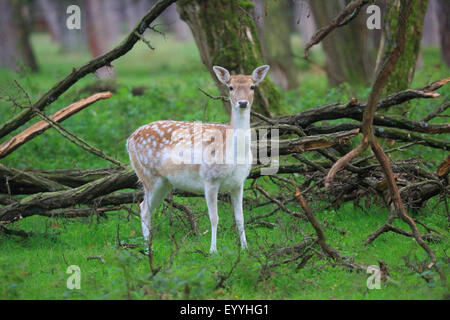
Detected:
[
  {"left": 0, "top": 92, "right": 112, "bottom": 158},
  {"left": 266, "top": 128, "right": 360, "bottom": 155},
  {"left": 32, "top": 106, "right": 123, "bottom": 166},
  {"left": 254, "top": 78, "right": 449, "bottom": 129},
  {"left": 0, "top": 224, "right": 31, "bottom": 238},
  {"left": 437, "top": 155, "right": 450, "bottom": 177},
  {"left": 306, "top": 124, "right": 449, "bottom": 151},
  {"left": 377, "top": 77, "right": 450, "bottom": 110},
  {"left": 39, "top": 205, "right": 132, "bottom": 218},
  {"left": 0, "top": 164, "right": 69, "bottom": 192},
  {"left": 0, "top": 166, "right": 138, "bottom": 224},
  {"left": 421, "top": 102, "right": 450, "bottom": 122}
]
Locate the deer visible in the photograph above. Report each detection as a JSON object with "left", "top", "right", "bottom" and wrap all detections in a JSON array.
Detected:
[{"left": 126, "top": 65, "right": 270, "bottom": 253}]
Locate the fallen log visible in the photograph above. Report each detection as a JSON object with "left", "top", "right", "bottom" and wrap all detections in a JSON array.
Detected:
[
  {"left": 0, "top": 166, "right": 138, "bottom": 224},
  {"left": 257, "top": 99, "right": 449, "bottom": 134},
  {"left": 306, "top": 124, "right": 449, "bottom": 151},
  {"left": 252, "top": 78, "right": 449, "bottom": 130}
]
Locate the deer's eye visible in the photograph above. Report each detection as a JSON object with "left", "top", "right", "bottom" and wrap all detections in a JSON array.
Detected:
[
  {"left": 250, "top": 85, "right": 255, "bottom": 90},
  {"left": 229, "top": 86, "right": 234, "bottom": 91}
]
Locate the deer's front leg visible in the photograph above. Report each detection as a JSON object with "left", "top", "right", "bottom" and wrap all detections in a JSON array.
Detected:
[
  {"left": 204, "top": 181, "right": 220, "bottom": 253},
  {"left": 231, "top": 184, "right": 247, "bottom": 250}
]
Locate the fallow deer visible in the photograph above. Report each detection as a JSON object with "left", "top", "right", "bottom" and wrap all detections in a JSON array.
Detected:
[{"left": 126, "top": 65, "right": 270, "bottom": 253}]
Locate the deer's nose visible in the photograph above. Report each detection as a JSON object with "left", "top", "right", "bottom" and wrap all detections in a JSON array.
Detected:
[{"left": 238, "top": 100, "right": 248, "bottom": 108}]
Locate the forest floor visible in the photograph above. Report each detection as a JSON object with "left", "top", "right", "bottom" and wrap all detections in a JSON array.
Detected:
[{"left": 0, "top": 33, "right": 449, "bottom": 299}]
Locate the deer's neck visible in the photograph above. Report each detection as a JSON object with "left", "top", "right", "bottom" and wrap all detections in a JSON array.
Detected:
[{"left": 229, "top": 107, "right": 251, "bottom": 131}]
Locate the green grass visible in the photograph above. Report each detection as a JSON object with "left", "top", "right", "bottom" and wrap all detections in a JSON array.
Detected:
[{"left": 0, "top": 33, "right": 449, "bottom": 300}]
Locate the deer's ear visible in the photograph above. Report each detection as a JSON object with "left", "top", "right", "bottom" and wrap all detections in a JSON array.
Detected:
[
  {"left": 251, "top": 65, "right": 270, "bottom": 84},
  {"left": 213, "top": 66, "right": 230, "bottom": 84}
]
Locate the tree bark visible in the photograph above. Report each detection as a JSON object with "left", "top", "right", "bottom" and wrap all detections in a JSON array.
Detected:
[
  {"left": 0, "top": 0, "right": 39, "bottom": 72},
  {"left": 421, "top": 0, "right": 440, "bottom": 47},
  {"left": 160, "top": 3, "right": 191, "bottom": 41},
  {"left": 256, "top": 0, "right": 299, "bottom": 90},
  {"left": 85, "top": 0, "right": 117, "bottom": 78},
  {"left": 436, "top": 0, "right": 450, "bottom": 66},
  {"left": 177, "top": 0, "right": 282, "bottom": 116},
  {"left": 308, "top": 0, "right": 381, "bottom": 87},
  {"left": 294, "top": 0, "right": 317, "bottom": 47},
  {"left": 378, "top": 0, "right": 428, "bottom": 98}
]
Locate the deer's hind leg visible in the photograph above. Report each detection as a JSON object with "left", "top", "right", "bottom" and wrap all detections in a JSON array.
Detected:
[{"left": 140, "top": 176, "right": 172, "bottom": 242}]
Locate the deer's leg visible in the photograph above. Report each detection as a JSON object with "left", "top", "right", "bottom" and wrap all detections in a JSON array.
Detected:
[
  {"left": 231, "top": 184, "right": 247, "bottom": 249},
  {"left": 140, "top": 196, "right": 150, "bottom": 240},
  {"left": 140, "top": 178, "right": 172, "bottom": 243},
  {"left": 204, "top": 181, "right": 220, "bottom": 253}
]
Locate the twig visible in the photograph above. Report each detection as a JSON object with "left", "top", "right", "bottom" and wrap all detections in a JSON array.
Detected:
[
  {"left": 134, "top": 31, "right": 154, "bottom": 50},
  {"left": 87, "top": 255, "right": 105, "bottom": 264},
  {"left": 254, "top": 184, "right": 305, "bottom": 220},
  {"left": 198, "top": 87, "right": 229, "bottom": 102},
  {"left": 33, "top": 107, "right": 123, "bottom": 167},
  {"left": 421, "top": 102, "right": 450, "bottom": 122}
]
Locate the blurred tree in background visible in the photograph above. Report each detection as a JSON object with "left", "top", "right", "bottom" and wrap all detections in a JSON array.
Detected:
[
  {"left": 436, "top": 0, "right": 450, "bottom": 66},
  {"left": 177, "top": 0, "right": 281, "bottom": 116},
  {"left": 255, "top": 0, "right": 299, "bottom": 90},
  {"left": 308, "top": 0, "right": 382, "bottom": 87},
  {"left": 85, "top": 0, "right": 119, "bottom": 78},
  {"left": 378, "top": 0, "right": 428, "bottom": 99},
  {"left": 0, "top": 0, "right": 39, "bottom": 73}
]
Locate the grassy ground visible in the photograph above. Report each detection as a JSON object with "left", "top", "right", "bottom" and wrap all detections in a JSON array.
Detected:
[{"left": 0, "top": 33, "right": 449, "bottom": 300}]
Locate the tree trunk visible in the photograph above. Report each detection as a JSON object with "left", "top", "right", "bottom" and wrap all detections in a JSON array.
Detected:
[
  {"left": 177, "top": 0, "right": 281, "bottom": 116},
  {"left": 0, "top": 0, "right": 38, "bottom": 72},
  {"left": 85, "top": 0, "right": 116, "bottom": 79},
  {"left": 36, "top": 0, "right": 86, "bottom": 52},
  {"left": 308, "top": 0, "right": 381, "bottom": 87},
  {"left": 294, "top": 0, "right": 317, "bottom": 47},
  {"left": 378, "top": 0, "right": 428, "bottom": 97},
  {"left": 160, "top": 3, "right": 191, "bottom": 41},
  {"left": 255, "top": 0, "right": 299, "bottom": 90},
  {"left": 421, "top": 0, "right": 440, "bottom": 47},
  {"left": 436, "top": 0, "right": 450, "bottom": 66}
]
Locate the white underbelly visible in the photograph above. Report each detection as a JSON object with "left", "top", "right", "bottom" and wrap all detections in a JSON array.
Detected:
[
  {"left": 166, "top": 168, "right": 205, "bottom": 193},
  {"left": 165, "top": 163, "right": 251, "bottom": 194}
]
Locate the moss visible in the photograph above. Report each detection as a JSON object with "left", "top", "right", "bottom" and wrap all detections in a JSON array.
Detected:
[
  {"left": 179, "top": 0, "right": 282, "bottom": 115},
  {"left": 383, "top": 0, "right": 428, "bottom": 104}
]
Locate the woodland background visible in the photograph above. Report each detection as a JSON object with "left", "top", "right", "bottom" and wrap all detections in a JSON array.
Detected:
[{"left": 0, "top": 0, "right": 449, "bottom": 299}]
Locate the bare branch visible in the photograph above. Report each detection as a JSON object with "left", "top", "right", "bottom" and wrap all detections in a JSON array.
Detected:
[{"left": 304, "top": 0, "right": 370, "bottom": 59}]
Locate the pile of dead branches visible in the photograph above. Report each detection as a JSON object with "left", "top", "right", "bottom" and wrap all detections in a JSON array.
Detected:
[
  {"left": 0, "top": 0, "right": 448, "bottom": 284},
  {"left": 0, "top": 76, "right": 448, "bottom": 225}
]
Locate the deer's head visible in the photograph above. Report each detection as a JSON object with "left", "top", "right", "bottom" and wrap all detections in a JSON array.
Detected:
[{"left": 213, "top": 65, "right": 270, "bottom": 110}]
